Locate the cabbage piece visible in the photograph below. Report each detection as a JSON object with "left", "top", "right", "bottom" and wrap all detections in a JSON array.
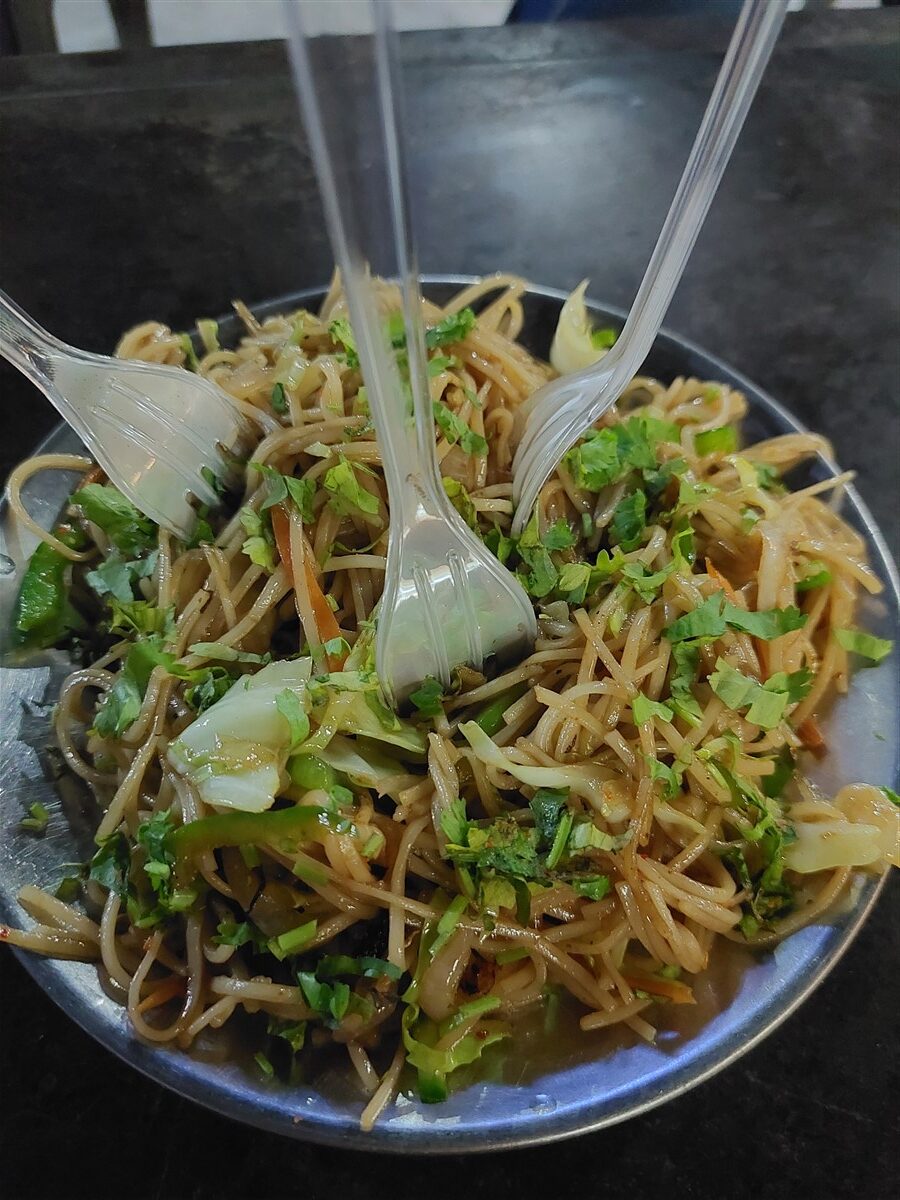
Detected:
[
  {"left": 316, "top": 734, "right": 407, "bottom": 791},
  {"left": 459, "top": 720, "right": 618, "bottom": 813},
  {"left": 784, "top": 820, "right": 884, "bottom": 873},
  {"left": 550, "top": 280, "right": 617, "bottom": 375},
  {"left": 310, "top": 674, "right": 426, "bottom": 756},
  {"left": 168, "top": 659, "right": 313, "bottom": 813},
  {"left": 834, "top": 783, "right": 899, "bottom": 868}
]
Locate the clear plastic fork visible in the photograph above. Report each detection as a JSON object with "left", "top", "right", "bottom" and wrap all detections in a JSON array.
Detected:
[
  {"left": 510, "top": 0, "right": 788, "bottom": 537},
  {"left": 0, "top": 289, "right": 248, "bottom": 540},
  {"left": 283, "top": 0, "right": 536, "bottom": 706}
]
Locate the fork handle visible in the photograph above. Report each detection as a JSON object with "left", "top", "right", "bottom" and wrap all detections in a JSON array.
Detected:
[
  {"left": 284, "top": 0, "right": 446, "bottom": 525},
  {"left": 0, "top": 288, "right": 64, "bottom": 390},
  {"left": 606, "top": 0, "right": 788, "bottom": 375},
  {"left": 0, "top": 288, "right": 106, "bottom": 456}
]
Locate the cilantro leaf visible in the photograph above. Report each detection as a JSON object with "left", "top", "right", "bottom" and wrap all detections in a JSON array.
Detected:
[
  {"left": 557, "top": 561, "right": 592, "bottom": 604},
  {"left": 323, "top": 457, "right": 380, "bottom": 518},
  {"left": 213, "top": 920, "right": 267, "bottom": 949},
  {"left": 271, "top": 382, "right": 288, "bottom": 414},
  {"left": 71, "top": 484, "right": 156, "bottom": 556},
  {"left": 275, "top": 689, "right": 310, "bottom": 750},
  {"left": 516, "top": 513, "right": 559, "bottom": 598},
  {"left": 620, "top": 560, "right": 676, "bottom": 603},
  {"left": 442, "top": 477, "right": 478, "bottom": 529},
  {"left": 433, "top": 401, "right": 488, "bottom": 456},
  {"left": 94, "top": 636, "right": 175, "bottom": 737},
  {"left": 440, "top": 797, "right": 469, "bottom": 847},
  {"left": 251, "top": 462, "right": 316, "bottom": 524},
  {"left": 708, "top": 658, "right": 812, "bottom": 729},
  {"left": 632, "top": 693, "right": 674, "bottom": 725},
  {"left": 410, "top": 676, "right": 445, "bottom": 718},
  {"left": 88, "top": 832, "right": 130, "bottom": 897},
  {"left": 646, "top": 755, "right": 684, "bottom": 799},
  {"left": 564, "top": 427, "right": 621, "bottom": 490},
  {"left": 542, "top": 518, "right": 576, "bottom": 550},
  {"left": 834, "top": 628, "right": 893, "bottom": 664},
  {"left": 664, "top": 593, "right": 807, "bottom": 643},
  {"left": 328, "top": 317, "right": 359, "bottom": 368},
  {"left": 183, "top": 666, "right": 234, "bottom": 713},
  {"left": 529, "top": 788, "right": 569, "bottom": 849},
  {"left": 610, "top": 489, "right": 647, "bottom": 551},
  {"left": 239, "top": 506, "right": 275, "bottom": 572},
  {"left": 425, "top": 307, "right": 476, "bottom": 349},
  {"left": 85, "top": 550, "right": 157, "bottom": 604},
  {"left": 107, "top": 599, "right": 174, "bottom": 639}
]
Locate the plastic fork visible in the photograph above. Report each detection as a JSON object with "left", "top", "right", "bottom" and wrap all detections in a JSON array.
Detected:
[
  {"left": 510, "top": 0, "right": 788, "bottom": 537},
  {"left": 284, "top": 0, "right": 536, "bottom": 706},
  {"left": 0, "top": 290, "right": 248, "bottom": 540}
]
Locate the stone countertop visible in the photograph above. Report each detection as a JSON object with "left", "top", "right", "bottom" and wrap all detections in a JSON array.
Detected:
[{"left": 1, "top": 12, "right": 898, "bottom": 1199}]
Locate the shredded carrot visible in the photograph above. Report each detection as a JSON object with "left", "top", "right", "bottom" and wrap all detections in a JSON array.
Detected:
[
  {"left": 798, "top": 716, "right": 827, "bottom": 756},
  {"left": 271, "top": 504, "right": 346, "bottom": 670},
  {"left": 622, "top": 972, "right": 696, "bottom": 1005},
  {"left": 136, "top": 975, "right": 186, "bottom": 1014},
  {"left": 705, "top": 558, "right": 739, "bottom": 603},
  {"left": 271, "top": 504, "right": 294, "bottom": 574}
]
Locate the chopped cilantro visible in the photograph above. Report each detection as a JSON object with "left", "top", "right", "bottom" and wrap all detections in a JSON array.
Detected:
[
  {"left": 834, "top": 628, "right": 893, "bottom": 664},
  {"left": 425, "top": 307, "right": 476, "bottom": 349},
  {"left": 442, "top": 477, "right": 478, "bottom": 529},
  {"left": 323, "top": 457, "right": 380, "bottom": 518},
  {"left": 328, "top": 316, "right": 359, "bottom": 367},
  {"left": 94, "top": 636, "right": 175, "bottom": 737},
  {"left": 184, "top": 667, "right": 234, "bottom": 713},
  {"left": 542, "top": 518, "right": 576, "bottom": 550},
  {"left": 433, "top": 401, "right": 488, "bottom": 456},
  {"left": 708, "top": 659, "right": 812, "bottom": 729},
  {"left": 275, "top": 689, "right": 310, "bottom": 750},
  {"left": 271, "top": 382, "right": 288, "bottom": 414},
  {"left": 410, "top": 676, "right": 445, "bottom": 718},
  {"left": 71, "top": 484, "right": 156, "bottom": 557},
  {"left": 632, "top": 693, "right": 674, "bottom": 725},
  {"left": 664, "top": 593, "right": 807, "bottom": 643},
  {"left": 610, "top": 489, "right": 647, "bottom": 551},
  {"left": 250, "top": 462, "right": 316, "bottom": 523}
]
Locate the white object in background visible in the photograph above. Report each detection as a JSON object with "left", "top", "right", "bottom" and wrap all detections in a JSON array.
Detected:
[{"left": 53, "top": 0, "right": 514, "bottom": 53}]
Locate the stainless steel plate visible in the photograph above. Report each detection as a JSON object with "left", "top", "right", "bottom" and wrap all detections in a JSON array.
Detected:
[{"left": 1, "top": 278, "right": 897, "bottom": 1152}]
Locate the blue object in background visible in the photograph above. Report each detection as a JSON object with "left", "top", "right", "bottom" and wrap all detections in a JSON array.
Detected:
[{"left": 510, "top": 0, "right": 743, "bottom": 19}]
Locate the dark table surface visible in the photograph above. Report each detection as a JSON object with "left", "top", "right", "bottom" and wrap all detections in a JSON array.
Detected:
[{"left": 1, "top": 12, "right": 898, "bottom": 1200}]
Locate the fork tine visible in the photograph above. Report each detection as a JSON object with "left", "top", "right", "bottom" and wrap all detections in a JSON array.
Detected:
[
  {"left": 88, "top": 405, "right": 220, "bottom": 508},
  {"left": 447, "top": 550, "right": 484, "bottom": 672}
]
